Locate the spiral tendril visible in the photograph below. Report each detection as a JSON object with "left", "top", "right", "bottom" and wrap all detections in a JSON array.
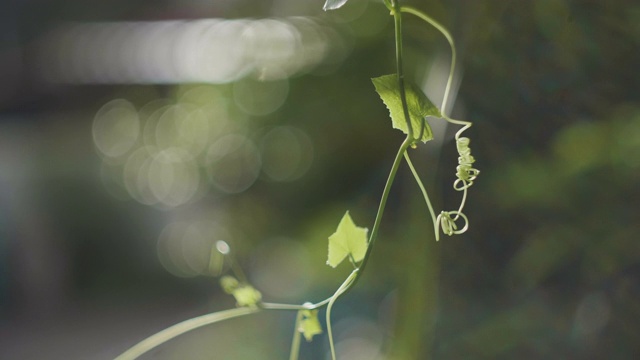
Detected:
[
  {"left": 453, "top": 136, "right": 480, "bottom": 191},
  {"left": 436, "top": 210, "right": 469, "bottom": 239}
]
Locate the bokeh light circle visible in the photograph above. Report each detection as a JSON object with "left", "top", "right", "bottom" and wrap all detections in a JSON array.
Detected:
[
  {"left": 206, "top": 134, "right": 261, "bottom": 193},
  {"left": 157, "top": 221, "right": 232, "bottom": 277},
  {"left": 260, "top": 126, "right": 313, "bottom": 182},
  {"left": 147, "top": 147, "right": 200, "bottom": 207},
  {"left": 233, "top": 78, "right": 289, "bottom": 116},
  {"left": 93, "top": 99, "right": 140, "bottom": 159},
  {"left": 249, "top": 238, "right": 314, "bottom": 299}
]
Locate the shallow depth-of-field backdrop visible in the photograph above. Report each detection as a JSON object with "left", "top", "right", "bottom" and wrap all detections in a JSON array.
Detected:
[{"left": 1, "top": 0, "right": 639, "bottom": 359}]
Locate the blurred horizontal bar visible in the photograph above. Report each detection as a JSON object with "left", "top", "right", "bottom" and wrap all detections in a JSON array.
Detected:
[{"left": 36, "top": 17, "right": 345, "bottom": 84}]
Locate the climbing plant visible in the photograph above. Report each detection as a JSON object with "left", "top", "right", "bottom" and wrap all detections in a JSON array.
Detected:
[{"left": 116, "top": 0, "right": 479, "bottom": 359}]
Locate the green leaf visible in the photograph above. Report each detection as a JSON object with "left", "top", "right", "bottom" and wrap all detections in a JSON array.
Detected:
[
  {"left": 371, "top": 74, "right": 440, "bottom": 143},
  {"left": 298, "top": 309, "right": 323, "bottom": 341},
  {"left": 220, "top": 275, "right": 262, "bottom": 307},
  {"left": 327, "top": 211, "right": 368, "bottom": 268},
  {"left": 323, "top": 0, "right": 349, "bottom": 11},
  {"left": 232, "top": 285, "right": 262, "bottom": 307},
  {"left": 220, "top": 275, "right": 239, "bottom": 293}
]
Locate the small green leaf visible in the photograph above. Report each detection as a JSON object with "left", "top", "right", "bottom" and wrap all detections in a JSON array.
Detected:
[
  {"left": 220, "top": 275, "right": 239, "bottom": 293},
  {"left": 323, "top": 0, "right": 349, "bottom": 11},
  {"left": 298, "top": 309, "right": 323, "bottom": 341},
  {"left": 232, "top": 285, "right": 262, "bottom": 307},
  {"left": 371, "top": 74, "right": 440, "bottom": 143},
  {"left": 220, "top": 275, "right": 262, "bottom": 307},
  {"left": 327, "top": 211, "right": 368, "bottom": 268}
]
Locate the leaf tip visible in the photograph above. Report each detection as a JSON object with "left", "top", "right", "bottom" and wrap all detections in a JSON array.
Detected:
[{"left": 323, "top": 0, "right": 348, "bottom": 11}]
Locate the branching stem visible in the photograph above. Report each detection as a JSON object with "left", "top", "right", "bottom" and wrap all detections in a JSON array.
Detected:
[
  {"left": 343, "top": 136, "right": 412, "bottom": 291},
  {"left": 404, "top": 152, "right": 439, "bottom": 240},
  {"left": 289, "top": 310, "right": 304, "bottom": 360},
  {"left": 392, "top": 1, "right": 415, "bottom": 141},
  {"left": 115, "top": 2, "right": 476, "bottom": 360},
  {"left": 400, "top": 5, "right": 456, "bottom": 114},
  {"left": 326, "top": 269, "right": 359, "bottom": 360}
]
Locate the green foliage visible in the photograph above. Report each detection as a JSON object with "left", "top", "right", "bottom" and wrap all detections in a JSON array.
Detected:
[
  {"left": 232, "top": 285, "right": 262, "bottom": 307},
  {"left": 298, "top": 309, "right": 323, "bottom": 341},
  {"left": 372, "top": 74, "right": 439, "bottom": 143},
  {"left": 326, "top": 211, "right": 369, "bottom": 268},
  {"left": 220, "top": 275, "right": 239, "bottom": 293},
  {"left": 116, "top": 2, "right": 479, "bottom": 360},
  {"left": 220, "top": 275, "right": 262, "bottom": 307}
]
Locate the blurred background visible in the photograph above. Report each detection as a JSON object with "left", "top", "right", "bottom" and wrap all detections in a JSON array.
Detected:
[{"left": 1, "top": 0, "right": 639, "bottom": 358}]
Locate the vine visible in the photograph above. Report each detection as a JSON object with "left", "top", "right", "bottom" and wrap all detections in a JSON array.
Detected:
[{"left": 115, "top": 0, "right": 479, "bottom": 359}]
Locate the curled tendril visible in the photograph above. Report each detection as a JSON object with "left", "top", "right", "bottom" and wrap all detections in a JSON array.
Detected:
[
  {"left": 453, "top": 136, "right": 480, "bottom": 191},
  {"left": 436, "top": 210, "right": 469, "bottom": 239}
]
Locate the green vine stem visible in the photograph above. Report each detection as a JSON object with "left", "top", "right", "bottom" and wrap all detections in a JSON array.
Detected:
[
  {"left": 258, "top": 134, "right": 414, "bottom": 359},
  {"left": 343, "top": 136, "right": 412, "bottom": 288},
  {"left": 326, "top": 269, "right": 359, "bottom": 360},
  {"left": 404, "top": 152, "right": 439, "bottom": 239},
  {"left": 400, "top": 5, "right": 456, "bottom": 115},
  {"left": 391, "top": 0, "right": 415, "bottom": 140},
  {"left": 116, "top": 136, "right": 413, "bottom": 359},
  {"left": 288, "top": 310, "right": 304, "bottom": 360},
  {"left": 398, "top": 5, "right": 479, "bottom": 239},
  {"left": 114, "top": 307, "right": 260, "bottom": 360},
  {"left": 115, "top": 2, "right": 478, "bottom": 359}
]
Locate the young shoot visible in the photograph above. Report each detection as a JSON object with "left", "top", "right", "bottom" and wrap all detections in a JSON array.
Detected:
[{"left": 115, "top": 1, "right": 480, "bottom": 359}]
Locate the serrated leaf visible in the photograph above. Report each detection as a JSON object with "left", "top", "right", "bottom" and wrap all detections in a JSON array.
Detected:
[
  {"left": 327, "top": 211, "right": 368, "bottom": 268},
  {"left": 323, "top": 0, "right": 349, "bottom": 11},
  {"left": 298, "top": 309, "right": 323, "bottom": 341},
  {"left": 371, "top": 74, "right": 440, "bottom": 143}
]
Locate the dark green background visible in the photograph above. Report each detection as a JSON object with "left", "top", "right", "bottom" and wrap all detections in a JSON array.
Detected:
[{"left": 0, "top": 0, "right": 638, "bottom": 358}]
